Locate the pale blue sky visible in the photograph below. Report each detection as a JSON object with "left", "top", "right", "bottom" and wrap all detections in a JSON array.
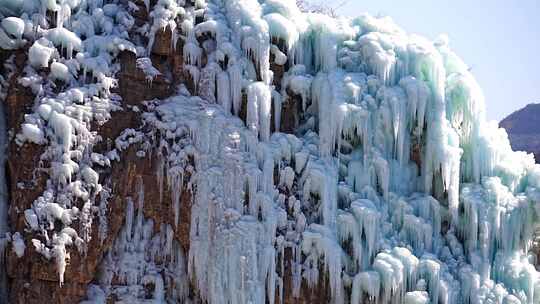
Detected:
[{"left": 332, "top": 0, "right": 540, "bottom": 121}]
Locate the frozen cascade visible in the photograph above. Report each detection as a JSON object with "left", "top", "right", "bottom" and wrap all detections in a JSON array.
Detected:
[
  {"left": 0, "top": 0, "right": 539, "bottom": 303},
  {"left": 144, "top": 96, "right": 286, "bottom": 304}
]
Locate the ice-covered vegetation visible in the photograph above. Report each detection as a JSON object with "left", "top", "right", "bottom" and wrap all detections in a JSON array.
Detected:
[{"left": 1, "top": 0, "right": 539, "bottom": 303}]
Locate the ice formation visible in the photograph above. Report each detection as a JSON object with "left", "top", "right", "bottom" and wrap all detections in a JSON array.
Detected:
[
  {"left": 82, "top": 181, "right": 189, "bottom": 303},
  {"left": 0, "top": 0, "right": 539, "bottom": 303}
]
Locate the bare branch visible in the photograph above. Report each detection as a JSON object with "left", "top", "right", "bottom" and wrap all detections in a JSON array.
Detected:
[{"left": 296, "top": 0, "right": 350, "bottom": 17}]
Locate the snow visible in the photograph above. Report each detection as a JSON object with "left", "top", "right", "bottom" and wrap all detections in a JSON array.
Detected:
[
  {"left": 29, "top": 38, "right": 57, "bottom": 68},
  {"left": 21, "top": 123, "right": 46, "bottom": 144},
  {"left": 50, "top": 61, "right": 71, "bottom": 82},
  {"left": 264, "top": 13, "right": 299, "bottom": 52},
  {"left": 1, "top": 17, "right": 25, "bottom": 39},
  {"left": 46, "top": 27, "right": 82, "bottom": 59}
]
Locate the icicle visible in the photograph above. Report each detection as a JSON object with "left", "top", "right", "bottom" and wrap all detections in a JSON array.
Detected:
[
  {"left": 217, "top": 71, "right": 232, "bottom": 114},
  {"left": 246, "top": 82, "right": 272, "bottom": 141},
  {"left": 228, "top": 63, "right": 243, "bottom": 116},
  {"left": 352, "top": 271, "right": 380, "bottom": 304},
  {"left": 314, "top": 73, "right": 335, "bottom": 157},
  {"left": 272, "top": 90, "right": 282, "bottom": 132},
  {"left": 183, "top": 40, "right": 202, "bottom": 67},
  {"left": 419, "top": 258, "right": 441, "bottom": 304}
]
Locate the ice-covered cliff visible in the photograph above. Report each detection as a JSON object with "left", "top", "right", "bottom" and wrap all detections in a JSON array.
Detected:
[{"left": 0, "top": 0, "right": 539, "bottom": 303}]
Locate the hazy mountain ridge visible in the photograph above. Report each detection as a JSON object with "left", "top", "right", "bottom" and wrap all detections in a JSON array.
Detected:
[{"left": 500, "top": 103, "right": 540, "bottom": 162}]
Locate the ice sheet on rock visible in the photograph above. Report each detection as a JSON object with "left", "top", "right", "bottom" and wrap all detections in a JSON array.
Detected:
[
  {"left": 146, "top": 0, "right": 184, "bottom": 54},
  {"left": 264, "top": 13, "right": 299, "bottom": 53},
  {"left": 136, "top": 57, "right": 161, "bottom": 82},
  {"left": 302, "top": 224, "right": 345, "bottom": 303},
  {"left": 0, "top": 15, "right": 27, "bottom": 50},
  {"left": 50, "top": 61, "right": 72, "bottom": 83}
]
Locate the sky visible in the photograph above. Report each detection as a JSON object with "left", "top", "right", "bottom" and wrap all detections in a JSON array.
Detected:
[{"left": 327, "top": 0, "right": 540, "bottom": 121}]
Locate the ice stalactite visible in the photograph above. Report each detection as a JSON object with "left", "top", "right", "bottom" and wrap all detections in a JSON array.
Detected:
[{"left": 247, "top": 81, "right": 272, "bottom": 141}]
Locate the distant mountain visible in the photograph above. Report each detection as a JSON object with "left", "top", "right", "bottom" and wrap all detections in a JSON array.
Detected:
[{"left": 500, "top": 103, "right": 540, "bottom": 162}]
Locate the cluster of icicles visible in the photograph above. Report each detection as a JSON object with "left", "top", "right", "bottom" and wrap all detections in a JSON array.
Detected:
[{"left": 1, "top": 0, "right": 539, "bottom": 303}]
